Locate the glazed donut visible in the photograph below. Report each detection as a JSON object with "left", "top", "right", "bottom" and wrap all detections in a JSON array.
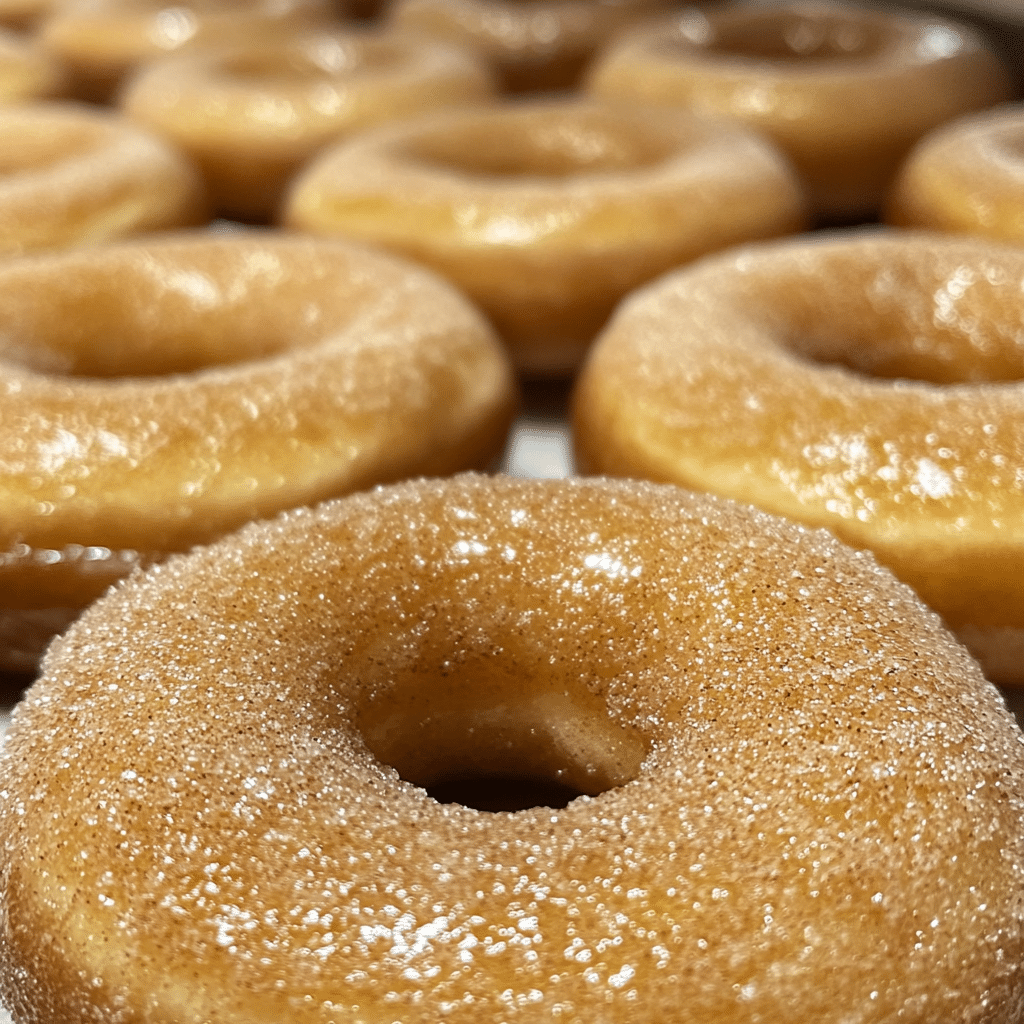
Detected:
[
  {"left": 0, "top": 27, "right": 65, "bottom": 102},
  {"left": 573, "top": 229, "right": 1024, "bottom": 686},
  {"left": 389, "top": 0, "right": 673, "bottom": 92},
  {"left": 121, "top": 28, "right": 495, "bottom": 222},
  {"left": 0, "top": 232, "right": 517, "bottom": 672},
  {"left": 0, "top": 102, "right": 207, "bottom": 259},
  {"left": 285, "top": 97, "right": 807, "bottom": 375},
  {"left": 39, "top": 0, "right": 335, "bottom": 102},
  {"left": 586, "top": 0, "right": 1013, "bottom": 222},
  {"left": 2, "top": 473, "right": 1023, "bottom": 1022},
  {"left": 887, "top": 103, "right": 1024, "bottom": 241}
]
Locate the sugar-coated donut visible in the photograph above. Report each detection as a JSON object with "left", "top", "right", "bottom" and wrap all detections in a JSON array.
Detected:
[
  {"left": 39, "top": 0, "right": 335, "bottom": 102},
  {"left": 0, "top": 232, "right": 517, "bottom": 672},
  {"left": 285, "top": 97, "right": 807, "bottom": 375},
  {"left": 574, "top": 229, "right": 1024, "bottom": 686},
  {"left": 0, "top": 27, "right": 65, "bottom": 101},
  {"left": 587, "top": 0, "right": 1013, "bottom": 222},
  {"left": 121, "top": 28, "right": 495, "bottom": 222},
  {"left": 887, "top": 103, "right": 1024, "bottom": 242},
  {"left": 0, "top": 102, "right": 208, "bottom": 259},
  {"left": 2, "top": 473, "right": 1023, "bottom": 1022},
  {"left": 389, "top": 0, "right": 673, "bottom": 92}
]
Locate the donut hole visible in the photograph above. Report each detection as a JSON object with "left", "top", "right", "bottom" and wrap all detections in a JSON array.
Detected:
[
  {"left": 218, "top": 36, "right": 404, "bottom": 85},
  {"left": 357, "top": 658, "right": 647, "bottom": 813},
  {"left": 402, "top": 111, "right": 677, "bottom": 178},
  {"left": 682, "top": 11, "right": 887, "bottom": 63}
]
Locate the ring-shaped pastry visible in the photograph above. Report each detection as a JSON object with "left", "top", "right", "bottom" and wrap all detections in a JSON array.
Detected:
[
  {"left": 0, "top": 102, "right": 208, "bottom": 259},
  {"left": 887, "top": 103, "right": 1024, "bottom": 241},
  {"left": 0, "top": 232, "right": 517, "bottom": 671},
  {"left": 285, "top": 97, "right": 807, "bottom": 375},
  {"left": 1, "top": 474, "right": 1022, "bottom": 1022},
  {"left": 389, "top": 0, "right": 673, "bottom": 92},
  {"left": 573, "top": 230, "right": 1024, "bottom": 685},
  {"left": 121, "top": 29, "right": 495, "bottom": 222},
  {"left": 586, "top": 0, "right": 1013, "bottom": 221},
  {"left": 39, "top": 0, "right": 335, "bottom": 101}
]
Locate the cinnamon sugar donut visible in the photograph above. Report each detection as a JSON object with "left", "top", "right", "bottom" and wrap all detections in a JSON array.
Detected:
[
  {"left": 887, "top": 103, "right": 1024, "bottom": 242},
  {"left": 285, "top": 97, "right": 807, "bottom": 375},
  {"left": 39, "top": 0, "right": 335, "bottom": 102},
  {"left": 0, "top": 102, "right": 207, "bottom": 258},
  {"left": 389, "top": 0, "right": 673, "bottom": 92},
  {"left": 574, "top": 229, "right": 1024, "bottom": 686},
  {"left": 121, "top": 29, "right": 494, "bottom": 222},
  {"left": 2, "top": 473, "right": 1023, "bottom": 1022},
  {"left": 0, "top": 27, "right": 64, "bottom": 101},
  {"left": 587, "top": 0, "right": 1013, "bottom": 221},
  {"left": 0, "top": 232, "right": 517, "bottom": 672}
]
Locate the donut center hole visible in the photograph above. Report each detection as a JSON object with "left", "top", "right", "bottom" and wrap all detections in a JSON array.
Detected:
[
  {"left": 404, "top": 114, "right": 676, "bottom": 178},
  {"left": 220, "top": 36, "right": 402, "bottom": 83},
  {"left": 700, "top": 13, "right": 886, "bottom": 62},
  {"left": 357, "top": 661, "right": 647, "bottom": 813}
]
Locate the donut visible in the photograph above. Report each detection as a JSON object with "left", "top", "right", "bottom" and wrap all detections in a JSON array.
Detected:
[
  {"left": 0, "top": 102, "right": 208, "bottom": 259},
  {"left": 0, "top": 27, "right": 65, "bottom": 102},
  {"left": 0, "top": 0, "right": 54, "bottom": 30},
  {"left": 38, "top": 0, "right": 335, "bottom": 102},
  {"left": 2, "top": 473, "right": 1023, "bottom": 1022},
  {"left": 0, "top": 232, "right": 517, "bottom": 672},
  {"left": 285, "top": 97, "right": 807, "bottom": 375},
  {"left": 389, "top": 0, "right": 673, "bottom": 92},
  {"left": 121, "top": 28, "right": 495, "bottom": 222},
  {"left": 586, "top": 0, "right": 1014, "bottom": 222},
  {"left": 887, "top": 103, "right": 1024, "bottom": 241},
  {"left": 573, "top": 229, "right": 1024, "bottom": 686}
]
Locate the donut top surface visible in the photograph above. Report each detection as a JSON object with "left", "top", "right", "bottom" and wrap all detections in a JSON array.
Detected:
[{"left": 1, "top": 475, "right": 1022, "bottom": 1022}]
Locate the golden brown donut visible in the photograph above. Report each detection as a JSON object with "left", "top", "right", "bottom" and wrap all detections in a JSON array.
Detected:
[
  {"left": 0, "top": 0, "right": 56, "bottom": 30},
  {"left": 121, "top": 28, "right": 495, "bottom": 222},
  {"left": 574, "top": 229, "right": 1024, "bottom": 686},
  {"left": 39, "top": 0, "right": 335, "bottom": 101},
  {"left": 0, "top": 232, "right": 517, "bottom": 672},
  {"left": 285, "top": 96, "right": 807, "bottom": 375},
  {"left": 0, "top": 27, "right": 64, "bottom": 101},
  {"left": 586, "top": 0, "right": 1013, "bottom": 222},
  {"left": 887, "top": 103, "right": 1024, "bottom": 241},
  {"left": 0, "top": 101, "right": 208, "bottom": 258},
  {"left": 1, "top": 473, "right": 1023, "bottom": 1022},
  {"left": 389, "top": 0, "right": 673, "bottom": 92}
]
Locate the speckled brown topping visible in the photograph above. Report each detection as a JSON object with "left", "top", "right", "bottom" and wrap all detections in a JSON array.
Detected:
[
  {"left": 1, "top": 474, "right": 1021, "bottom": 1023},
  {"left": 573, "top": 229, "right": 1024, "bottom": 683}
]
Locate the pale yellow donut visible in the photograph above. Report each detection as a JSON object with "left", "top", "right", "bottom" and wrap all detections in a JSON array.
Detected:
[
  {"left": 2, "top": 473, "right": 1023, "bottom": 1022},
  {"left": 887, "top": 103, "right": 1024, "bottom": 241},
  {"left": 587, "top": 0, "right": 1013, "bottom": 222},
  {"left": 0, "top": 102, "right": 208, "bottom": 258},
  {"left": 121, "top": 28, "right": 495, "bottom": 222},
  {"left": 389, "top": 0, "right": 674, "bottom": 92},
  {"left": 0, "top": 232, "right": 517, "bottom": 672},
  {"left": 0, "top": 27, "right": 64, "bottom": 101},
  {"left": 574, "top": 229, "right": 1024, "bottom": 686},
  {"left": 39, "top": 0, "right": 335, "bottom": 101},
  {"left": 285, "top": 97, "right": 807, "bottom": 375}
]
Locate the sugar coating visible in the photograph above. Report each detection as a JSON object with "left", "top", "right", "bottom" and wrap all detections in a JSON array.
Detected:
[
  {"left": 285, "top": 97, "right": 806, "bottom": 374},
  {"left": 0, "top": 231, "right": 517, "bottom": 663},
  {"left": 574, "top": 229, "right": 1024, "bottom": 684},
  {"left": 888, "top": 103, "right": 1024, "bottom": 241},
  {"left": 1, "top": 473, "right": 1022, "bottom": 1023},
  {"left": 0, "top": 102, "right": 207, "bottom": 258}
]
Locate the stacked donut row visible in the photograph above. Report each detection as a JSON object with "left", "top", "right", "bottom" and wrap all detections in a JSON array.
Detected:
[{"left": 2, "top": 1, "right": 1024, "bottom": 1023}]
